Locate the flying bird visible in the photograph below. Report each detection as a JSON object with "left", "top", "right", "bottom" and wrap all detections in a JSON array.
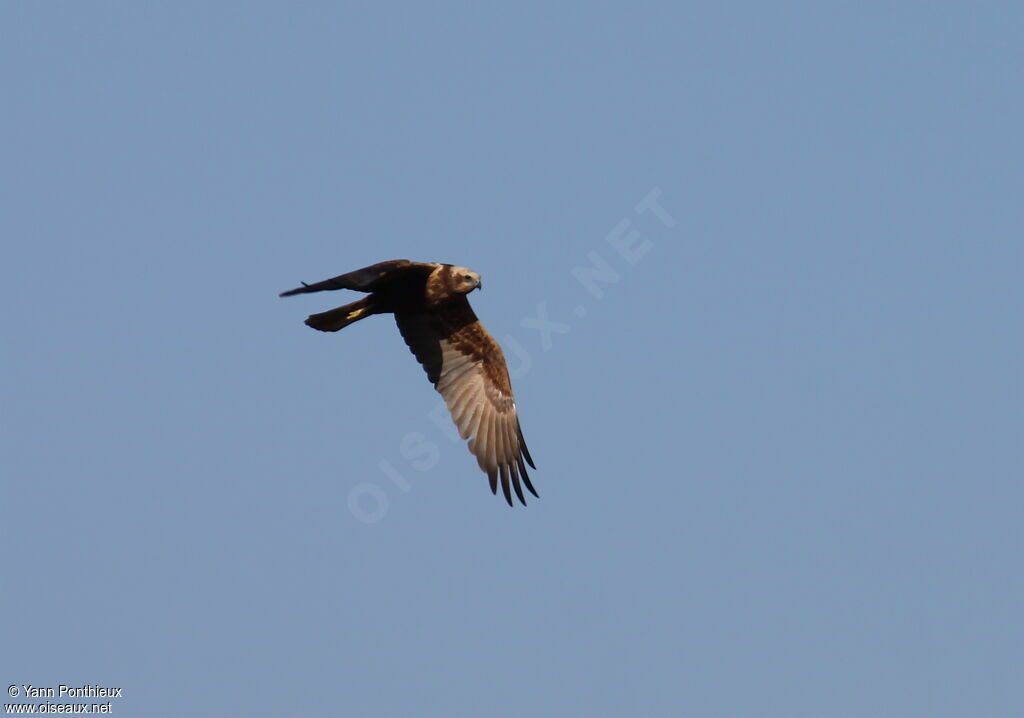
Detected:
[{"left": 280, "top": 260, "right": 537, "bottom": 506}]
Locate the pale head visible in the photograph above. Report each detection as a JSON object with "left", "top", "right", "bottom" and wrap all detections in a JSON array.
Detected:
[
  {"left": 425, "top": 263, "right": 483, "bottom": 305},
  {"left": 448, "top": 265, "right": 482, "bottom": 294}
]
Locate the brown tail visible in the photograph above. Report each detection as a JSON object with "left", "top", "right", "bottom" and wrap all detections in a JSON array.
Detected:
[{"left": 305, "top": 297, "right": 377, "bottom": 332}]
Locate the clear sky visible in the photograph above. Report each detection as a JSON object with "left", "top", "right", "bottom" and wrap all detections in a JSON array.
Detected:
[{"left": 2, "top": 3, "right": 1021, "bottom": 717}]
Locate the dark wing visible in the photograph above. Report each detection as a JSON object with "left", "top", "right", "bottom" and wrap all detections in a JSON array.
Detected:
[
  {"left": 395, "top": 298, "right": 537, "bottom": 506},
  {"left": 279, "top": 260, "right": 437, "bottom": 297}
]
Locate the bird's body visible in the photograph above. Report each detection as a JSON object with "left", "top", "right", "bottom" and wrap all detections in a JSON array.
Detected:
[{"left": 281, "top": 260, "right": 537, "bottom": 506}]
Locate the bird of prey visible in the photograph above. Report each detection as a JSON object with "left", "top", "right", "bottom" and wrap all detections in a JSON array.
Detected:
[{"left": 280, "top": 259, "right": 537, "bottom": 506}]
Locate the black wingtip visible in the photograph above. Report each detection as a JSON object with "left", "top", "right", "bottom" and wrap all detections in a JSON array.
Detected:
[
  {"left": 499, "top": 466, "right": 514, "bottom": 507},
  {"left": 279, "top": 281, "right": 312, "bottom": 298},
  {"left": 509, "top": 462, "right": 527, "bottom": 506},
  {"left": 517, "top": 455, "right": 540, "bottom": 499},
  {"left": 517, "top": 422, "right": 536, "bottom": 470}
]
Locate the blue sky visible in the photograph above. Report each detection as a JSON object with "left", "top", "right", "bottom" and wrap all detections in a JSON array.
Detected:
[{"left": 2, "top": 3, "right": 1021, "bottom": 716}]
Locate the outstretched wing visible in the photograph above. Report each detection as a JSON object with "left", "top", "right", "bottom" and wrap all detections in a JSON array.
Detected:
[
  {"left": 395, "top": 298, "right": 537, "bottom": 506},
  {"left": 279, "top": 259, "right": 437, "bottom": 297}
]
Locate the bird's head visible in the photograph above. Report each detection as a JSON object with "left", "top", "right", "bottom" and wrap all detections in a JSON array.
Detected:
[{"left": 450, "top": 266, "right": 482, "bottom": 295}]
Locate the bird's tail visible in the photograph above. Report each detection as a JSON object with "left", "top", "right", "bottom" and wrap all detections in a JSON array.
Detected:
[{"left": 304, "top": 297, "right": 377, "bottom": 332}]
